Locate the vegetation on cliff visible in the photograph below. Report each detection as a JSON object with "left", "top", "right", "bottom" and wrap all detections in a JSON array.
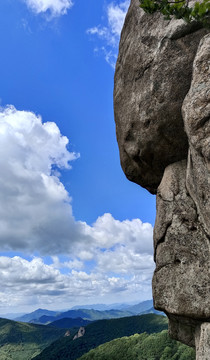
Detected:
[{"left": 139, "top": 0, "right": 210, "bottom": 27}]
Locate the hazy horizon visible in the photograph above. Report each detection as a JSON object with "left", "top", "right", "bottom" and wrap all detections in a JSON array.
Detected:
[{"left": 0, "top": 299, "right": 154, "bottom": 319}]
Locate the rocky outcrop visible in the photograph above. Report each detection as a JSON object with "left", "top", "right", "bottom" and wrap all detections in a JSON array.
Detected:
[
  {"left": 114, "top": 0, "right": 209, "bottom": 356},
  {"left": 64, "top": 330, "right": 71, "bottom": 337},
  {"left": 73, "top": 327, "right": 85, "bottom": 340}
]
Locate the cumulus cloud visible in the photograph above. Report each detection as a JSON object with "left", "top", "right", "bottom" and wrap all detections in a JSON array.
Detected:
[
  {"left": 0, "top": 255, "right": 154, "bottom": 312},
  {"left": 23, "top": 0, "right": 73, "bottom": 17},
  {"left": 0, "top": 256, "right": 61, "bottom": 285},
  {"left": 0, "top": 108, "right": 152, "bottom": 257},
  {"left": 87, "top": 1, "right": 130, "bottom": 68},
  {"left": 0, "top": 105, "right": 80, "bottom": 254},
  {"left": 97, "top": 248, "right": 154, "bottom": 274},
  {"left": 0, "top": 105, "right": 154, "bottom": 311},
  {"left": 89, "top": 213, "right": 152, "bottom": 252}
]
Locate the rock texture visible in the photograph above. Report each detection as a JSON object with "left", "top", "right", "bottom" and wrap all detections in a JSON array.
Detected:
[
  {"left": 114, "top": 0, "right": 207, "bottom": 194},
  {"left": 195, "top": 323, "right": 210, "bottom": 360},
  {"left": 114, "top": 0, "right": 210, "bottom": 356},
  {"left": 73, "top": 327, "right": 85, "bottom": 340},
  {"left": 153, "top": 159, "right": 210, "bottom": 347},
  {"left": 182, "top": 34, "right": 210, "bottom": 236},
  {"left": 153, "top": 160, "right": 209, "bottom": 318},
  {"left": 64, "top": 330, "right": 71, "bottom": 337}
]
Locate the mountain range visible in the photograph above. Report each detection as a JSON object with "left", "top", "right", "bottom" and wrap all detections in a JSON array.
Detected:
[
  {"left": 14, "top": 299, "right": 155, "bottom": 325},
  {"left": 15, "top": 308, "right": 59, "bottom": 323}
]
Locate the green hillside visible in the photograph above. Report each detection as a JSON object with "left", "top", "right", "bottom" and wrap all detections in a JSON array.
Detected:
[
  {"left": 0, "top": 318, "right": 66, "bottom": 360},
  {"left": 34, "top": 314, "right": 168, "bottom": 360},
  {"left": 78, "top": 330, "right": 195, "bottom": 360}
]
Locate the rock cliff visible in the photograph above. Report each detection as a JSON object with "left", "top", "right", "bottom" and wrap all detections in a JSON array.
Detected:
[
  {"left": 114, "top": 0, "right": 209, "bottom": 357},
  {"left": 73, "top": 327, "right": 85, "bottom": 340}
]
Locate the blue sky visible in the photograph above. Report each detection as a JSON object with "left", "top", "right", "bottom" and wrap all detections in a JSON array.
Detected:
[{"left": 0, "top": 0, "right": 156, "bottom": 314}]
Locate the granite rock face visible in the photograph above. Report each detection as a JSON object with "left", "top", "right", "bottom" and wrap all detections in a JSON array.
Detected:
[
  {"left": 114, "top": 0, "right": 206, "bottom": 194},
  {"left": 153, "top": 160, "right": 210, "bottom": 347},
  {"left": 195, "top": 323, "right": 210, "bottom": 360},
  {"left": 73, "top": 327, "right": 85, "bottom": 340},
  {"left": 114, "top": 0, "right": 210, "bottom": 355},
  {"left": 182, "top": 34, "right": 210, "bottom": 236}
]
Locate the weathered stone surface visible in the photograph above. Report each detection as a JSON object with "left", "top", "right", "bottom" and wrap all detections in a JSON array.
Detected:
[
  {"left": 168, "top": 314, "right": 203, "bottom": 348},
  {"left": 73, "top": 327, "right": 85, "bottom": 340},
  {"left": 153, "top": 34, "right": 210, "bottom": 350},
  {"left": 114, "top": 0, "right": 210, "bottom": 354},
  {"left": 114, "top": 0, "right": 207, "bottom": 194},
  {"left": 195, "top": 323, "right": 210, "bottom": 360},
  {"left": 153, "top": 160, "right": 210, "bottom": 345},
  {"left": 182, "top": 34, "right": 210, "bottom": 236}
]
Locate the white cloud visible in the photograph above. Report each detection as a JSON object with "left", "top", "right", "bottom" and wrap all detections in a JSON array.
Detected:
[
  {"left": 87, "top": 1, "right": 129, "bottom": 46},
  {"left": 51, "top": 255, "right": 84, "bottom": 270},
  {"left": 87, "top": 27, "right": 108, "bottom": 38},
  {"left": 107, "top": 0, "right": 129, "bottom": 38},
  {"left": 90, "top": 213, "right": 152, "bottom": 252},
  {"left": 23, "top": 0, "right": 73, "bottom": 17},
  {"left": 87, "top": 1, "right": 130, "bottom": 67},
  {"left": 0, "top": 106, "right": 153, "bottom": 259},
  {"left": 102, "top": 47, "right": 118, "bottom": 70},
  {"left": 0, "top": 105, "right": 154, "bottom": 312},
  {"left": 0, "top": 256, "right": 61, "bottom": 284},
  {"left": 97, "top": 247, "right": 154, "bottom": 274},
  {"left": 0, "top": 105, "right": 80, "bottom": 254},
  {"left": 0, "top": 255, "right": 153, "bottom": 313}
]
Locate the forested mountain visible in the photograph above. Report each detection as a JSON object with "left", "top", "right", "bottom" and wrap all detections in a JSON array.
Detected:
[
  {"left": 124, "top": 299, "right": 153, "bottom": 314},
  {"left": 49, "top": 317, "right": 91, "bottom": 329},
  {"left": 34, "top": 314, "right": 168, "bottom": 360},
  {"left": 71, "top": 300, "right": 154, "bottom": 313},
  {"left": 140, "top": 307, "right": 165, "bottom": 316},
  {"left": 0, "top": 318, "right": 66, "bottom": 360},
  {"left": 29, "top": 308, "right": 134, "bottom": 325},
  {"left": 78, "top": 330, "right": 195, "bottom": 360},
  {"left": 15, "top": 309, "right": 59, "bottom": 323}
]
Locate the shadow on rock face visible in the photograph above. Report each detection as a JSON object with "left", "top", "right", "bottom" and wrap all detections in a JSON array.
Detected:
[{"left": 114, "top": 0, "right": 210, "bottom": 352}]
